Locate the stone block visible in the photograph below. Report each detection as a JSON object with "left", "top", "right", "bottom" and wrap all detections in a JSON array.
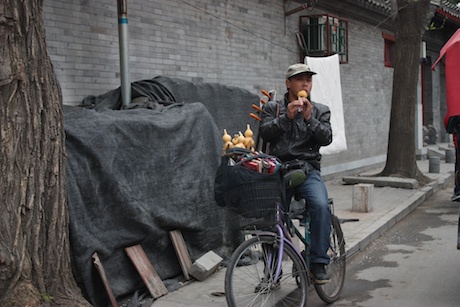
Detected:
[
  {"left": 189, "top": 251, "right": 223, "bottom": 281},
  {"left": 352, "top": 183, "right": 374, "bottom": 212},
  {"left": 446, "top": 148, "right": 455, "bottom": 164},
  {"left": 342, "top": 176, "right": 418, "bottom": 189},
  {"left": 429, "top": 156, "right": 440, "bottom": 173}
]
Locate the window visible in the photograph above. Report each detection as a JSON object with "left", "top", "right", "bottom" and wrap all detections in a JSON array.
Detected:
[
  {"left": 382, "top": 32, "right": 395, "bottom": 68},
  {"left": 299, "top": 14, "right": 348, "bottom": 63}
]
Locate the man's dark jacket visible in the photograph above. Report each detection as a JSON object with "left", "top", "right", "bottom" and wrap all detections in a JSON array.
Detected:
[{"left": 259, "top": 93, "right": 332, "bottom": 170}]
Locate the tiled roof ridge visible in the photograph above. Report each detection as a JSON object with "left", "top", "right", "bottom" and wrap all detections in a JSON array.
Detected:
[
  {"left": 340, "top": 0, "right": 390, "bottom": 13},
  {"left": 341, "top": 0, "right": 460, "bottom": 18},
  {"left": 436, "top": 0, "right": 460, "bottom": 20}
]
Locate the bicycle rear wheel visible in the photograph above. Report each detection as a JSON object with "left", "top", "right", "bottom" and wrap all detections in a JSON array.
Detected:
[
  {"left": 225, "top": 234, "right": 308, "bottom": 307},
  {"left": 314, "top": 214, "right": 346, "bottom": 303}
]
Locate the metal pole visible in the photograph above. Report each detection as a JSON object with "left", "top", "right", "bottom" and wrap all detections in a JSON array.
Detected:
[{"left": 117, "top": 0, "right": 131, "bottom": 107}]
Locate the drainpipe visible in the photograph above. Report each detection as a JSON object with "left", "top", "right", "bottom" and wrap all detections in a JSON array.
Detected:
[{"left": 117, "top": 0, "right": 131, "bottom": 107}]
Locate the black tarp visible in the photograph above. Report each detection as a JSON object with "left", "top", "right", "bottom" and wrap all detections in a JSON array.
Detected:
[{"left": 64, "top": 76, "right": 260, "bottom": 306}]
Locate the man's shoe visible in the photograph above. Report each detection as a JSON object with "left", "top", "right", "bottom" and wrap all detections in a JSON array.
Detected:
[
  {"left": 310, "top": 263, "right": 331, "bottom": 285},
  {"left": 452, "top": 194, "right": 460, "bottom": 202}
]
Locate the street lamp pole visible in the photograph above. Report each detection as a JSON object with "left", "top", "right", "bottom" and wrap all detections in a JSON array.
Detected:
[{"left": 117, "top": 0, "right": 131, "bottom": 107}]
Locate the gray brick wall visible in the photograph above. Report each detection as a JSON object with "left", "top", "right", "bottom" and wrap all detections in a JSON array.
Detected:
[
  {"left": 43, "top": 0, "right": 394, "bottom": 172},
  {"left": 325, "top": 17, "right": 393, "bottom": 170},
  {"left": 44, "top": 0, "right": 297, "bottom": 104}
]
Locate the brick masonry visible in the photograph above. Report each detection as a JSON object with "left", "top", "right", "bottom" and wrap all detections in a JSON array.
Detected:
[{"left": 43, "top": 0, "right": 402, "bottom": 172}]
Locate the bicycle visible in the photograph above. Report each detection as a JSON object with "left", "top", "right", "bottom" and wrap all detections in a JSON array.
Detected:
[{"left": 222, "top": 155, "right": 346, "bottom": 307}]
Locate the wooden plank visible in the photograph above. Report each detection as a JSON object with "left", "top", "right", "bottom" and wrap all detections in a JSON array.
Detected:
[
  {"left": 125, "top": 245, "right": 168, "bottom": 299},
  {"left": 169, "top": 230, "right": 193, "bottom": 280},
  {"left": 92, "top": 252, "right": 119, "bottom": 307}
]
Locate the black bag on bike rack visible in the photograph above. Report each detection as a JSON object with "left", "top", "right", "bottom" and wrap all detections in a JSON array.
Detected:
[
  {"left": 214, "top": 148, "right": 283, "bottom": 219},
  {"left": 283, "top": 159, "right": 311, "bottom": 189}
]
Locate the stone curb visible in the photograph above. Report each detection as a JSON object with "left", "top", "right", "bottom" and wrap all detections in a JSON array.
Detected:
[{"left": 344, "top": 173, "right": 453, "bottom": 260}]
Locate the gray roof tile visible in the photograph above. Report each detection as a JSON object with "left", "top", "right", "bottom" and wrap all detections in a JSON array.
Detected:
[{"left": 341, "top": 0, "right": 459, "bottom": 20}]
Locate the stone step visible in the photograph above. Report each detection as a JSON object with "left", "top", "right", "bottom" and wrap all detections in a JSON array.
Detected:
[{"left": 342, "top": 176, "right": 418, "bottom": 189}]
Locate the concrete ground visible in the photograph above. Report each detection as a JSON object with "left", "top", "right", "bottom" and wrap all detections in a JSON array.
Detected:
[{"left": 151, "top": 144, "right": 455, "bottom": 307}]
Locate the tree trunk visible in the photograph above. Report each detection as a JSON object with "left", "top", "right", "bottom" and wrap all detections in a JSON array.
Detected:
[
  {"left": 379, "top": 0, "right": 431, "bottom": 185},
  {"left": 0, "top": 1, "right": 89, "bottom": 306}
]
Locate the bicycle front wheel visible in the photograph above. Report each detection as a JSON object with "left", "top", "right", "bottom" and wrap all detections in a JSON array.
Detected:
[
  {"left": 314, "top": 214, "right": 346, "bottom": 303},
  {"left": 225, "top": 234, "right": 308, "bottom": 307}
]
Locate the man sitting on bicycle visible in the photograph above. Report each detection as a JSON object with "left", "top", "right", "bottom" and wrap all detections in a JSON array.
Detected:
[{"left": 259, "top": 63, "right": 333, "bottom": 284}]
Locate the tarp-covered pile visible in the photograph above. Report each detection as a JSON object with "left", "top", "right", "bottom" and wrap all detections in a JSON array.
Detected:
[{"left": 65, "top": 76, "right": 259, "bottom": 306}]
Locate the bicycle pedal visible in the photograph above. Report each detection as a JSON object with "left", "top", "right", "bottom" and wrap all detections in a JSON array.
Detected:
[{"left": 254, "top": 281, "right": 281, "bottom": 293}]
